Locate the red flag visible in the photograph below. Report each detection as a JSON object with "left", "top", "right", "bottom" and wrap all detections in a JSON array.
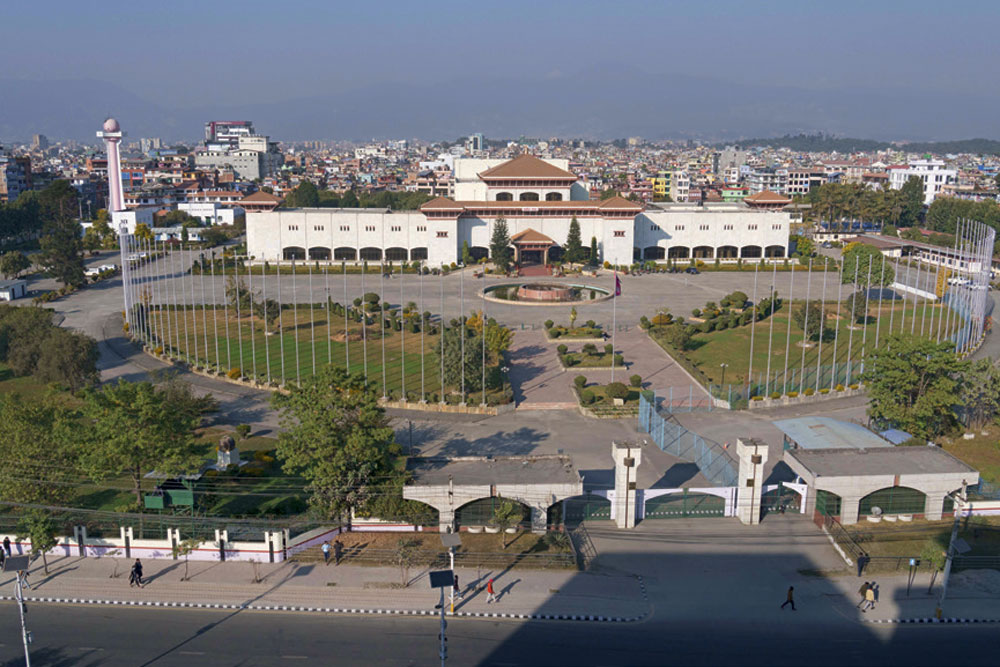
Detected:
[{"left": 614, "top": 271, "right": 622, "bottom": 297}]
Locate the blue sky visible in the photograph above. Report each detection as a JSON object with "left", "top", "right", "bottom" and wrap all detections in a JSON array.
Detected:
[{"left": 7, "top": 0, "right": 999, "bottom": 108}]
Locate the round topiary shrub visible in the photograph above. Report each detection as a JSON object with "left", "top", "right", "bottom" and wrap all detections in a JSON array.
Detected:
[
  {"left": 787, "top": 391, "right": 799, "bottom": 398},
  {"left": 629, "top": 374, "right": 642, "bottom": 388},
  {"left": 227, "top": 367, "right": 242, "bottom": 380},
  {"left": 804, "top": 387, "right": 815, "bottom": 396},
  {"left": 580, "top": 389, "right": 595, "bottom": 405},
  {"left": 819, "top": 388, "right": 830, "bottom": 394},
  {"left": 544, "top": 319, "right": 554, "bottom": 329},
  {"left": 639, "top": 316, "right": 651, "bottom": 329},
  {"left": 835, "top": 384, "right": 845, "bottom": 392},
  {"left": 692, "top": 308, "right": 701, "bottom": 317},
  {"left": 574, "top": 375, "right": 587, "bottom": 389},
  {"left": 614, "top": 354, "right": 624, "bottom": 366},
  {"left": 751, "top": 395, "right": 764, "bottom": 401},
  {"left": 557, "top": 344, "right": 568, "bottom": 355},
  {"left": 770, "top": 391, "right": 781, "bottom": 400},
  {"left": 849, "top": 383, "right": 859, "bottom": 390},
  {"left": 605, "top": 382, "right": 630, "bottom": 400},
  {"left": 604, "top": 343, "right": 614, "bottom": 355},
  {"left": 582, "top": 343, "right": 598, "bottom": 354}
]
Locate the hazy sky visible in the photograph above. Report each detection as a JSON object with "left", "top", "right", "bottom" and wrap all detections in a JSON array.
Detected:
[{"left": 8, "top": 0, "right": 999, "bottom": 108}]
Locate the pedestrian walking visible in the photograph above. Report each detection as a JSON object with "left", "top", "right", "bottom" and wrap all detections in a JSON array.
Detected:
[
  {"left": 3, "top": 536, "right": 10, "bottom": 557},
  {"left": 453, "top": 574, "right": 464, "bottom": 600},
  {"left": 856, "top": 582, "right": 870, "bottom": 608},
  {"left": 486, "top": 578, "right": 497, "bottom": 604},
  {"left": 321, "top": 541, "right": 331, "bottom": 566},
  {"left": 861, "top": 586, "right": 876, "bottom": 612},
  {"left": 333, "top": 539, "right": 343, "bottom": 565},
  {"left": 0, "top": 545, "right": 5, "bottom": 569},
  {"left": 129, "top": 558, "right": 144, "bottom": 588},
  {"left": 856, "top": 554, "right": 870, "bottom": 577},
  {"left": 780, "top": 586, "right": 796, "bottom": 611}
]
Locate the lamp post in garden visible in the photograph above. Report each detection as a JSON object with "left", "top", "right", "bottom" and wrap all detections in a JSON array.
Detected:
[{"left": 720, "top": 363, "right": 728, "bottom": 389}]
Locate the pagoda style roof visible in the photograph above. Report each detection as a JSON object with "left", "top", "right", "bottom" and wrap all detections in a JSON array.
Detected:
[
  {"left": 744, "top": 190, "right": 792, "bottom": 205},
  {"left": 420, "top": 196, "right": 465, "bottom": 211},
  {"left": 597, "top": 195, "right": 644, "bottom": 211},
  {"left": 241, "top": 190, "right": 283, "bottom": 203},
  {"left": 479, "top": 154, "right": 578, "bottom": 180},
  {"left": 511, "top": 229, "right": 556, "bottom": 244}
]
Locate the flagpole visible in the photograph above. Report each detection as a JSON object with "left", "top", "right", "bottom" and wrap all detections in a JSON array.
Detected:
[
  {"left": 799, "top": 258, "right": 812, "bottom": 391},
  {"left": 292, "top": 257, "right": 300, "bottom": 385},
  {"left": 277, "top": 253, "right": 285, "bottom": 385},
  {"left": 830, "top": 258, "right": 844, "bottom": 389},
  {"left": 783, "top": 258, "right": 795, "bottom": 395},
  {"left": 234, "top": 249, "right": 242, "bottom": 376},
  {"left": 747, "top": 262, "right": 759, "bottom": 396},
  {"left": 222, "top": 249, "right": 231, "bottom": 371},
  {"left": 845, "top": 259, "right": 858, "bottom": 385},
  {"left": 401, "top": 261, "right": 406, "bottom": 401},
  {"left": 611, "top": 269, "right": 618, "bottom": 384},
  {"left": 765, "top": 260, "right": 777, "bottom": 395},
  {"left": 211, "top": 249, "right": 220, "bottom": 371},
  {"left": 325, "top": 263, "right": 331, "bottom": 368},
  {"left": 420, "top": 261, "right": 425, "bottom": 403},
  {"left": 861, "top": 254, "right": 872, "bottom": 375},
  {"left": 343, "top": 260, "right": 349, "bottom": 372},
  {"left": 200, "top": 248, "right": 209, "bottom": 365},
  {"left": 262, "top": 254, "right": 271, "bottom": 384},
  {"left": 481, "top": 279, "right": 486, "bottom": 406},
  {"left": 380, "top": 260, "right": 387, "bottom": 400},
  {"left": 189, "top": 244, "right": 199, "bottom": 368},
  {"left": 247, "top": 251, "right": 257, "bottom": 382},
  {"left": 362, "top": 260, "right": 368, "bottom": 382},
  {"left": 440, "top": 268, "right": 445, "bottom": 405},
  {"left": 181, "top": 243, "right": 190, "bottom": 364},
  {"left": 815, "top": 258, "right": 828, "bottom": 393},
  {"left": 309, "top": 257, "right": 316, "bottom": 376},
  {"left": 460, "top": 263, "right": 465, "bottom": 402}
]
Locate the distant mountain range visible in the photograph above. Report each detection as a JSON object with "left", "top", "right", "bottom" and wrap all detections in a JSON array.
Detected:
[
  {"left": 3, "top": 72, "right": 1000, "bottom": 146},
  {"left": 713, "top": 134, "right": 1000, "bottom": 155}
]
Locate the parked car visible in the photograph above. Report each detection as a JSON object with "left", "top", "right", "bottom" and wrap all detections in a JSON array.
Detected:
[{"left": 684, "top": 267, "right": 700, "bottom": 275}]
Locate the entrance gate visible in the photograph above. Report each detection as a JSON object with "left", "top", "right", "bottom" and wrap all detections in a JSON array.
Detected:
[
  {"left": 553, "top": 495, "right": 612, "bottom": 527},
  {"left": 760, "top": 483, "right": 802, "bottom": 517},
  {"left": 644, "top": 491, "right": 725, "bottom": 519}
]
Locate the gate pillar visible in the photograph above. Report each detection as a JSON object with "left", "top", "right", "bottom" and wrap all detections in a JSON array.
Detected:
[
  {"left": 736, "top": 438, "right": 768, "bottom": 525},
  {"left": 612, "top": 441, "right": 643, "bottom": 529}
]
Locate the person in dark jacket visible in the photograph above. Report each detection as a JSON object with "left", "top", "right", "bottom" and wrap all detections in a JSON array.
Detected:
[{"left": 780, "top": 586, "right": 796, "bottom": 611}]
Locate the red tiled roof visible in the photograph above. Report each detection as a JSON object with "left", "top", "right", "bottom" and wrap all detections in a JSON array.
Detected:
[
  {"left": 511, "top": 229, "right": 555, "bottom": 244},
  {"left": 478, "top": 154, "right": 577, "bottom": 180},
  {"left": 745, "top": 190, "right": 792, "bottom": 204},
  {"left": 241, "top": 191, "right": 283, "bottom": 203}
]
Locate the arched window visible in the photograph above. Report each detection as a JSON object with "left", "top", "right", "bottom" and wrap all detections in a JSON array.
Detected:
[
  {"left": 283, "top": 246, "right": 305, "bottom": 260},
  {"left": 308, "top": 246, "right": 331, "bottom": 260},
  {"left": 495, "top": 192, "right": 513, "bottom": 201},
  {"left": 519, "top": 192, "right": 540, "bottom": 201},
  {"left": 333, "top": 247, "right": 357, "bottom": 261},
  {"left": 545, "top": 192, "right": 563, "bottom": 201}
]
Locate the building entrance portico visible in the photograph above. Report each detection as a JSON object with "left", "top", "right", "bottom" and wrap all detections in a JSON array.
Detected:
[{"left": 511, "top": 229, "right": 557, "bottom": 266}]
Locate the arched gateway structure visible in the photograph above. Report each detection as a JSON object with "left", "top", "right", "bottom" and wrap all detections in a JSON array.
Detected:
[{"left": 402, "top": 455, "right": 583, "bottom": 533}]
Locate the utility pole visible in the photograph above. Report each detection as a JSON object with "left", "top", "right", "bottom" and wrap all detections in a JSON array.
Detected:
[
  {"left": 937, "top": 480, "right": 968, "bottom": 618},
  {"left": 5, "top": 555, "right": 32, "bottom": 666}
]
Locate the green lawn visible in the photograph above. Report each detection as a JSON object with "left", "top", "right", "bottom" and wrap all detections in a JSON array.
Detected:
[
  {"left": 146, "top": 307, "right": 450, "bottom": 400},
  {"left": 847, "top": 516, "right": 1000, "bottom": 572},
  {"left": 651, "top": 299, "right": 958, "bottom": 391},
  {"left": 942, "top": 425, "right": 1000, "bottom": 485},
  {"left": 560, "top": 350, "right": 624, "bottom": 368}
]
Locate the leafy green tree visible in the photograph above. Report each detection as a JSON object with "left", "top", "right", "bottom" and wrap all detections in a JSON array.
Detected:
[
  {"left": 589, "top": 236, "right": 598, "bottom": 264},
  {"left": 39, "top": 214, "right": 86, "bottom": 287},
  {"left": 0, "top": 305, "right": 53, "bottom": 374},
  {"left": 489, "top": 216, "right": 512, "bottom": 273},
  {"left": 841, "top": 243, "right": 894, "bottom": 287},
  {"left": 862, "top": 334, "right": 967, "bottom": 439},
  {"left": 899, "top": 176, "right": 925, "bottom": 227},
  {"left": 0, "top": 393, "right": 77, "bottom": 505},
  {"left": 17, "top": 510, "right": 57, "bottom": 574},
  {"left": 844, "top": 289, "right": 869, "bottom": 324},
  {"left": 134, "top": 223, "right": 154, "bottom": 242},
  {"left": 484, "top": 320, "right": 514, "bottom": 357},
  {"left": 393, "top": 537, "right": 421, "bottom": 586},
  {"left": 81, "top": 380, "right": 202, "bottom": 506},
  {"left": 792, "top": 300, "right": 826, "bottom": 341},
  {"left": 0, "top": 251, "right": 30, "bottom": 279},
  {"left": 171, "top": 537, "right": 201, "bottom": 581},
  {"left": 254, "top": 297, "right": 281, "bottom": 328},
  {"left": 286, "top": 181, "right": 320, "bottom": 208},
  {"left": 272, "top": 366, "right": 396, "bottom": 523},
  {"left": 34, "top": 327, "right": 99, "bottom": 390},
  {"left": 225, "top": 275, "right": 253, "bottom": 313},
  {"left": 162, "top": 210, "right": 198, "bottom": 227},
  {"left": 492, "top": 499, "right": 521, "bottom": 549},
  {"left": 82, "top": 226, "right": 102, "bottom": 254},
  {"left": 790, "top": 235, "right": 814, "bottom": 258},
  {"left": 340, "top": 190, "right": 360, "bottom": 208},
  {"left": 440, "top": 326, "right": 484, "bottom": 393},
  {"left": 564, "top": 216, "right": 584, "bottom": 263},
  {"left": 461, "top": 240, "right": 472, "bottom": 266},
  {"left": 960, "top": 359, "right": 1000, "bottom": 431}
]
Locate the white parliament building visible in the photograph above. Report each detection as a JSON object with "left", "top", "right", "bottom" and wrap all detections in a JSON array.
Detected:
[{"left": 246, "top": 155, "right": 792, "bottom": 267}]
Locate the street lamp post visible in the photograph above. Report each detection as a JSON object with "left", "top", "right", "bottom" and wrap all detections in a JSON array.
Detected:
[{"left": 720, "top": 363, "right": 728, "bottom": 389}]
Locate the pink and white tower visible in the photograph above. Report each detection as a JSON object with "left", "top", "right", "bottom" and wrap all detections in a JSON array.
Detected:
[{"left": 97, "top": 117, "right": 133, "bottom": 323}]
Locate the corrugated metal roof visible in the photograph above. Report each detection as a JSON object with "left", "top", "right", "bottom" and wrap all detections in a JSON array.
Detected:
[{"left": 773, "top": 417, "right": 892, "bottom": 450}]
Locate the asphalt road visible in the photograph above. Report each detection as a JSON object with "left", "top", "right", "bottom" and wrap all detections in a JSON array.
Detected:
[{"left": 0, "top": 604, "right": 992, "bottom": 667}]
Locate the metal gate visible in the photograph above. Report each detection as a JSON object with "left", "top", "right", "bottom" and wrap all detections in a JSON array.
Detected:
[
  {"left": 644, "top": 491, "right": 725, "bottom": 519},
  {"left": 760, "top": 484, "right": 802, "bottom": 517},
  {"left": 553, "top": 495, "right": 612, "bottom": 526}
]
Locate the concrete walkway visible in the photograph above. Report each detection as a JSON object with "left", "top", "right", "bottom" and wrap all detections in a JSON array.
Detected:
[{"left": 0, "top": 553, "right": 648, "bottom": 622}]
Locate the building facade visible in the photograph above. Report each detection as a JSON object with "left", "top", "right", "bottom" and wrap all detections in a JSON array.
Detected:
[
  {"left": 889, "top": 159, "right": 957, "bottom": 205},
  {"left": 246, "top": 155, "right": 792, "bottom": 267}
]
